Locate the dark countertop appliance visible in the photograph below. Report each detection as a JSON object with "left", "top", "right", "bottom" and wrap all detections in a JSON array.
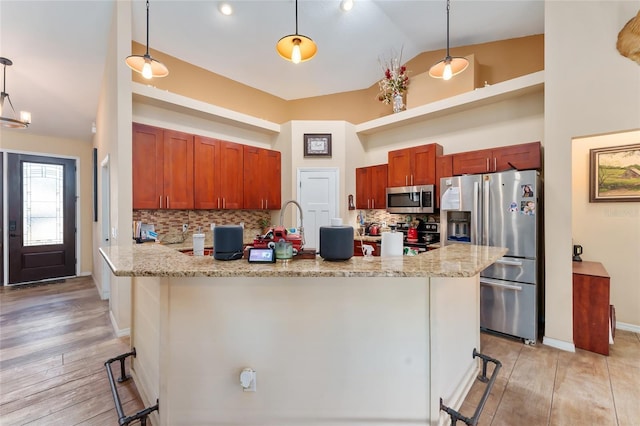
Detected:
[{"left": 386, "top": 185, "right": 435, "bottom": 214}]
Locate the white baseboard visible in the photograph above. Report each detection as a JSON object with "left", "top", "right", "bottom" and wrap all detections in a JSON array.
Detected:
[
  {"left": 616, "top": 321, "right": 640, "bottom": 333},
  {"left": 109, "top": 310, "right": 131, "bottom": 337},
  {"left": 542, "top": 336, "right": 576, "bottom": 352}
]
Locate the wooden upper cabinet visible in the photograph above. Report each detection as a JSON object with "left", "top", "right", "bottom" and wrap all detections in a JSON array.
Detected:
[
  {"left": 355, "top": 164, "right": 387, "bottom": 209},
  {"left": 194, "top": 136, "right": 243, "bottom": 210},
  {"left": 451, "top": 149, "right": 493, "bottom": 176},
  {"left": 435, "top": 154, "right": 454, "bottom": 208},
  {"left": 388, "top": 143, "right": 443, "bottom": 187},
  {"left": 194, "top": 135, "right": 220, "bottom": 209},
  {"left": 163, "top": 129, "right": 194, "bottom": 210},
  {"left": 452, "top": 142, "right": 541, "bottom": 175},
  {"left": 494, "top": 142, "right": 541, "bottom": 172},
  {"left": 243, "top": 146, "right": 281, "bottom": 210},
  {"left": 133, "top": 123, "right": 164, "bottom": 209},
  {"left": 219, "top": 141, "right": 244, "bottom": 209},
  {"left": 132, "top": 123, "right": 194, "bottom": 210}
]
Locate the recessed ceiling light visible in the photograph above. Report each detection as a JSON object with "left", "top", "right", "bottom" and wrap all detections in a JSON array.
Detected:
[
  {"left": 340, "top": 0, "right": 354, "bottom": 12},
  {"left": 219, "top": 2, "right": 233, "bottom": 16}
]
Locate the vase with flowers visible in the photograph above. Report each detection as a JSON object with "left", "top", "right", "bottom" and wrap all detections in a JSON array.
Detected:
[{"left": 377, "top": 50, "right": 410, "bottom": 113}]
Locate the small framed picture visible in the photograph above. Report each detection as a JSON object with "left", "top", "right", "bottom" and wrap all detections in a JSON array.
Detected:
[
  {"left": 304, "top": 133, "right": 332, "bottom": 157},
  {"left": 589, "top": 143, "right": 640, "bottom": 202}
]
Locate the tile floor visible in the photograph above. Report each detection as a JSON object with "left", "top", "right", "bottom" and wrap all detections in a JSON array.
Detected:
[{"left": 460, "top": 330, "right": 640, "bottom": 425}]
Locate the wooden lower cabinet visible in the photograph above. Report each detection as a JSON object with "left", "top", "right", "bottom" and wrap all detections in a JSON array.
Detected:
[
  {"left": 353, "top": 240, "right": 380, "bottom": 256},
  {"left": 572, "top": 261, "right": 613, "bottom": 355}
]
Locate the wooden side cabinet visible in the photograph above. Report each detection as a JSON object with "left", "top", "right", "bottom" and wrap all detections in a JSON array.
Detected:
[{"left": 573, "top": 261, "right": 613, "bottom": 355}]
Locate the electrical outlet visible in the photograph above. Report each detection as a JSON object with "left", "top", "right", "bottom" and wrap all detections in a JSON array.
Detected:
[{"left": 182, "top": 224, "right": 188, "bottom": 233}]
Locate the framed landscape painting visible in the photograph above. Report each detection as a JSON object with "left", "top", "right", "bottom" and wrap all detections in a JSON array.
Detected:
[{"left": 589, "top": 143, "right": 640, "bottom": 202}]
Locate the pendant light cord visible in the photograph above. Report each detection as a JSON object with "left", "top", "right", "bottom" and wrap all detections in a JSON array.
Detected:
[
  {"left": 145, "top": 0, "right": 150, "bottom": 56},
  {"left": 445, "top": 0, "right": 451, "bottom": 58},
  {"left": 295, "top": 0, "right": 299, "bottom": 35}
]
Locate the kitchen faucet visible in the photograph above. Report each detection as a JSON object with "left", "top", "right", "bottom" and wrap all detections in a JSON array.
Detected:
[{"left": 279, "top": 200, "right": 305, "bottom": 248}]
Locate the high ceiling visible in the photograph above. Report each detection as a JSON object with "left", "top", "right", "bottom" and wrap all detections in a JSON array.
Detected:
[{"left": 0, "top": 0, "right": 544, "bottom": 143}]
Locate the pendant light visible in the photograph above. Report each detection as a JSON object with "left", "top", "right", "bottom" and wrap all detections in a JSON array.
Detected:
[
  {"left": 0, "top": 57, "right": 31, "bottom": 129},
  {"left": 126, "top": 0, "right": 168, "bottom": 79},
  {"left": 276, "top": 0, "right": 317, "bottom": 64},
  {"left": 428, "top": 0, "right": 468, "bottom": 80}
]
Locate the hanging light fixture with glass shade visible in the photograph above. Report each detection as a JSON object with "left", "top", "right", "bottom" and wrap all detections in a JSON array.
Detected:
[
  {"left": 428, "top": 0, "right": 468, "bottom": 80},
  {"left": 276, "top": 0, "right": 317, "bottom": 64},
  {"left": 126, "top": 0, "right": 168, "bottom": 79},
  {"left": 0, "top": 57, "right": 31, "bottom": 129}
]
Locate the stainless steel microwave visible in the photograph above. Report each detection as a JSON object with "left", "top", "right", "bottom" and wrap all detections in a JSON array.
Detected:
[{"left": 386, "top": 185, "right": 435, "bottom": 214}]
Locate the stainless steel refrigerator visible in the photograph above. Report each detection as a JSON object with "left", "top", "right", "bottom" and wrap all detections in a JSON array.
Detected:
[{"left": 440, "top": 170, "right": 541, "bottom": 343}]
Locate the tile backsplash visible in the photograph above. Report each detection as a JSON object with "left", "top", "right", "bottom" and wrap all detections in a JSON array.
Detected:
[{"left": 133, "top": 209, "right": 272, "bottom": 242}]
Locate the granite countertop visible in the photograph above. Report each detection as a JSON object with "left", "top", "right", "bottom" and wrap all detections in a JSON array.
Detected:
[{"left": 100, "top": 242, "right": 507, "bottom": 279}]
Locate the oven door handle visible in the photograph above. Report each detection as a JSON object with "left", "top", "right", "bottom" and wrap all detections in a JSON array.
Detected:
[{"left": 480, "top": 278, "right": 523, "bottom": 291}]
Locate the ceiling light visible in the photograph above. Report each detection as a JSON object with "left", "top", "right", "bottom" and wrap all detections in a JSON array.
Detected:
[
  {"left": 0, "top": 57, "right": 30, "bottom": 129},
  {"left": 125, "top": 0, "right": 169, "bottom": 79},
  {"left": 340, "top": 0, "right": 354, "bottom": 12},
  {"left": 429, "top": 0, "right": 468, "bottom": 81},
  {"left": 276, "top": 0, "right": 317, "bottom": 64},
  {"left": 219, "top": 3, "right": 233, "bottom": 16}
]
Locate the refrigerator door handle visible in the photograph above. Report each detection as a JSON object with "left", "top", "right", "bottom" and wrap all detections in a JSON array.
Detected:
[
  {"left": 472, "top": 181, "right": 480, "bottom": 244},
  {"left": 482, "top": 177, "right": 490, "bottom": 245},
  {"left": 495, "top": 258, "right": 524, "bottom": 267},
  {"left": 480, "top": 278, "right": 523, "bottom": 291}
]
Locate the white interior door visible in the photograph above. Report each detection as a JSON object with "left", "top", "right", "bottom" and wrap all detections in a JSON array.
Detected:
[{"left": 298, "top": 168, "right": 339, "bottom": 251}]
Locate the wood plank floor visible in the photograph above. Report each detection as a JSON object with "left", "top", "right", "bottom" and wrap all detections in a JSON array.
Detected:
[
  {"left": 1, "top": 277, "right": 638, "bottom": 425},
  {"left": 0, "top": 277, "right": 145, "bottom": 425},
  {"left": 460, "top": 329, "right": 640, "bottom": 425}
]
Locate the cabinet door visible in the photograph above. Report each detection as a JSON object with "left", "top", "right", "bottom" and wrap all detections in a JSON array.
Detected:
[
  {"left": 219, "top": 141, "right": 244, "bottom": 209},
  {"left": 412, "top": 144, "right": 442, "bottom": 185},
  {"left": 194, "top": 135, "right": 220, "bottom": 209},
  {"left": 452, "top": 149, "right": 492, "bottom": 175},
  {"left": 371, "top": 164, "right": 388, "bottom": 209},
  {"left": 493, "top": 142, "right": 541, "bottom": 172},
  {"left": 243, "top": 146, "right": 262, "bottom": 209},
  {"left": 163, "top": 130, "right": 194, "bottom": 210},
  {"left": 264, "top": 150, "right": 281, "bottom": 210},
  {"left": 132, "top": 123, "right": 164, "bottom": 209},
  {"left": 243, "top": 147, "right": 281, "bottom": 210},
  {"left": 435, "top": 155, "right": 453, "bottom": 208},
  {"left": 355, "top": 167, "right": 371, "bottom": 209},
  {"left": 388, "top": 148, "right": 411, "bottom": 187}
]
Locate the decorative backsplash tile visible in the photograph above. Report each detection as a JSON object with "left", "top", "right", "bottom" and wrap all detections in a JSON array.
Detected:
[{"left": 133, "top": 209, "right": 272, "bottom": 242}]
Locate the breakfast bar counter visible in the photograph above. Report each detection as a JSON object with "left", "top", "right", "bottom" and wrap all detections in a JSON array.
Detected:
[{"left": 100, "top": 243, "right": 506, "bottom": 426}]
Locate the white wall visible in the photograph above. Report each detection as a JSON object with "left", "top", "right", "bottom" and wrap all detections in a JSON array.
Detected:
[
  {"left": 572, "top": 130, "right": 640, "bottom": 329},
  {"left": 544, "top": 1, "right": 640, "bottom": 346}
]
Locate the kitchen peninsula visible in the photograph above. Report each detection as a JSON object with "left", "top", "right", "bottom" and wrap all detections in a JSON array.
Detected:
[{"left": 100, "top": 243, "right": 506, "bottom": 426}]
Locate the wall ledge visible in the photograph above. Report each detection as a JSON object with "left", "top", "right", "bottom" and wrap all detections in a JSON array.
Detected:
[
  {"left": 132, "top": 82, "right": 281, "bottom": 136},
  {"left": 355, "top": 71, "right": 544, "bottom": 136}
]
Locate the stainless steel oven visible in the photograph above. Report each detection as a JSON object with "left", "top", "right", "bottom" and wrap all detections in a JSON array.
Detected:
[{"left": 386, "top": 185, "right": 435, "bottom": 214}]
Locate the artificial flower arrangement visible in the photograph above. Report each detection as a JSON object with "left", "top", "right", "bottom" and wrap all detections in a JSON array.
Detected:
[{"left": 377, "top": 50, "right": 410, "bottom": 105}]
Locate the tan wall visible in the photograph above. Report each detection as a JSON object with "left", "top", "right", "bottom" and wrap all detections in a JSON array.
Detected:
[
  {"left": 0, "top": 131, "right": 94, "bottom": 277},
  {"left": 572, "top": 130, "right": 640, "bottom": 327},
  {"left": 132, "top": 35, "right": 544, "bottom": 125}
]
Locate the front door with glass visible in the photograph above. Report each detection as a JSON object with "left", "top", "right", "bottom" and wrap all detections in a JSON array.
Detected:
[{"left": 7, "top": 154, "right": 76, "bottom": 284}]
